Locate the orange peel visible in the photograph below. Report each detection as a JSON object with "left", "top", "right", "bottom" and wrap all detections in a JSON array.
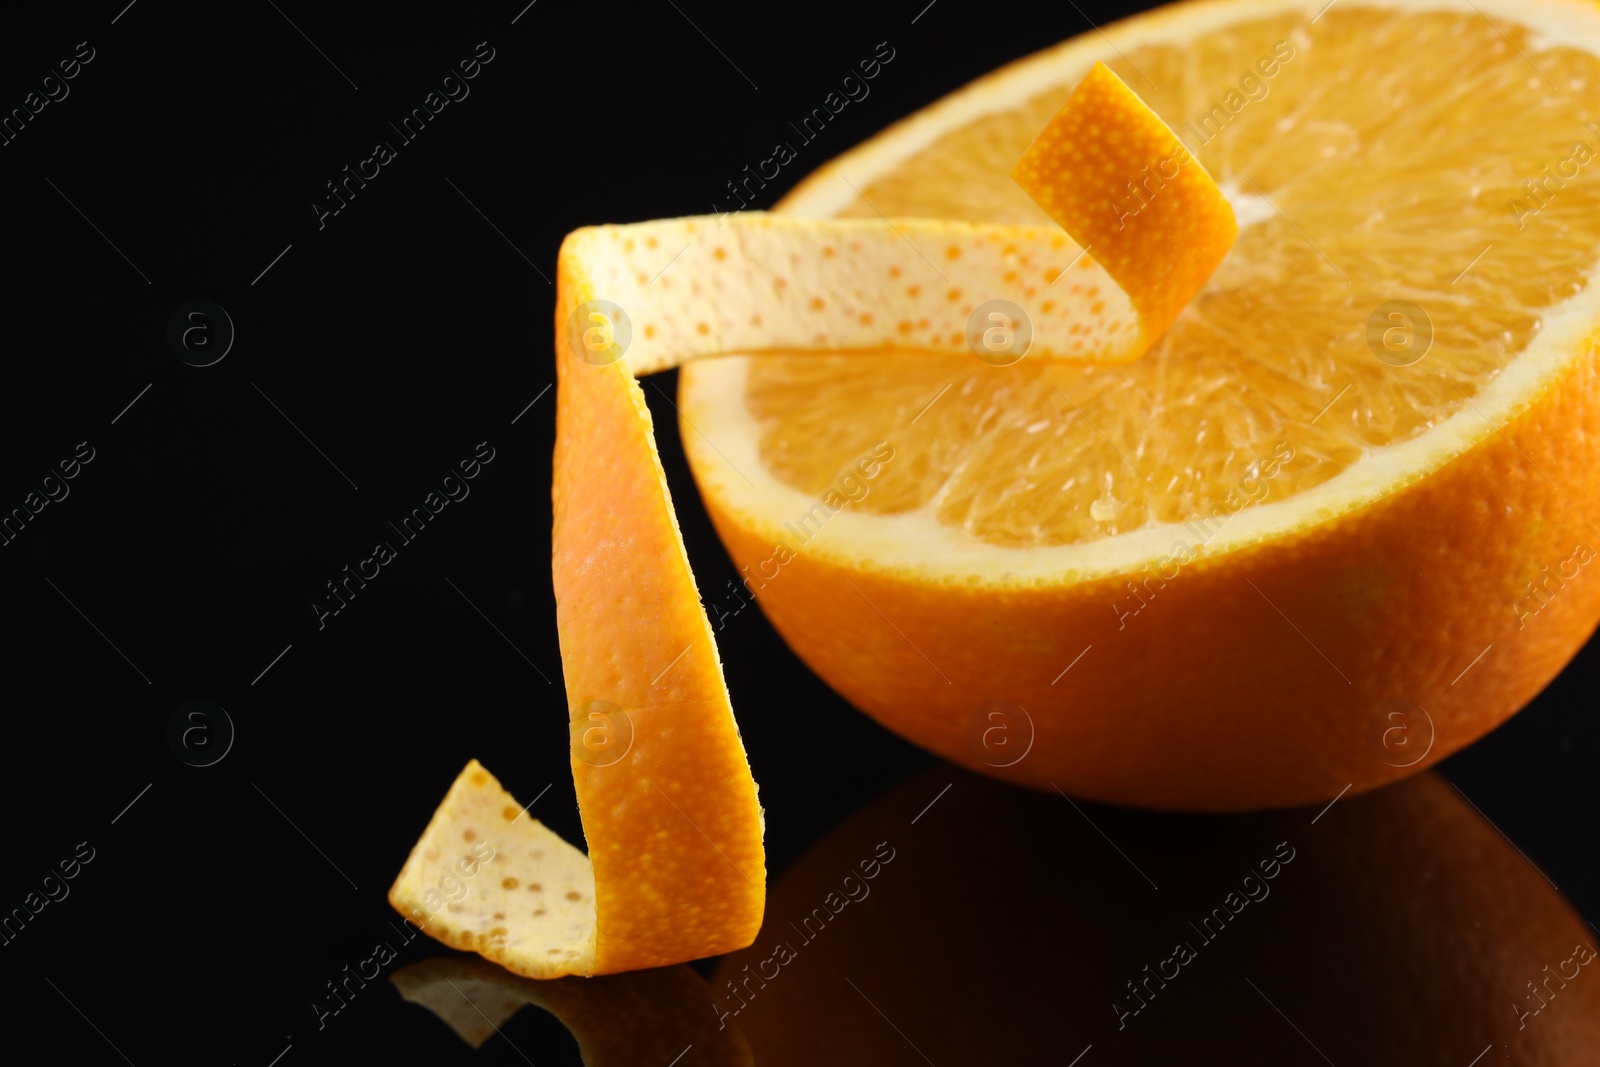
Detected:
[
  {"left": 389, "top": 63, "right": 1236, "bottom": 976},
  {"left": 1012, "top": 61, "right": 1237, "bottom": 353}
]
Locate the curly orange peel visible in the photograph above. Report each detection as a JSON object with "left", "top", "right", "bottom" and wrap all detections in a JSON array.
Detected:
[{"left": 389, "top": 63, "right": 1235, "bottom": 978}]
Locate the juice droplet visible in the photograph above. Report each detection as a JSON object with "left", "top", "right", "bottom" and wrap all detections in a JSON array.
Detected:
[{"left": 1089, "top": 474, "right": 1123, "bottom": 522}]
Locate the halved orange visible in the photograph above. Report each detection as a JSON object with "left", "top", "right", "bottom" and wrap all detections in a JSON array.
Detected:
[
  {"left": 680, "top": 0, "right": 1600, "bottom": 809},
  {"left": 713, "top": 767, "right": 1600, "bottom": 1062}
]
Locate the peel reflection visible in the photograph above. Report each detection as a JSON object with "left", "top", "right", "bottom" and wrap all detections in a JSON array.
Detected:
[{"left": 391, "top": 955, "right": 752, "bottom": 1065}]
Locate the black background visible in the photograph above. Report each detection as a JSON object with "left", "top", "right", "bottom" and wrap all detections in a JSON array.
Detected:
[{"left": 0, "top": 1, "right": 1594, "bottom": 1064}]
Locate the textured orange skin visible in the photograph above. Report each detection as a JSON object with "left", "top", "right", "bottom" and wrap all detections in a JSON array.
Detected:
[
  {"left": 553, "top": 249, "right": 766, "bottom": 970},
  {"left": 540, "top": 57, "right": 1230, "bottom": 967},
  {"left": 700, "top": 342, "right": 1600, "bottom": 810},
  {"left": 1012, "top": 62, "right": 1237, "bottom": 345}
]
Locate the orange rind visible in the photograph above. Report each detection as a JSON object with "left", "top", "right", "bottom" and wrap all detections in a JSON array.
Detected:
[{"left": 390, "top": 57, "right": 1238, "bottom": 973}]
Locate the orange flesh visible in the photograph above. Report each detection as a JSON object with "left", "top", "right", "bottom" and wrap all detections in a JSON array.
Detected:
[{"left": 746, "top": 9, "right": 1600, "bottom": 546}]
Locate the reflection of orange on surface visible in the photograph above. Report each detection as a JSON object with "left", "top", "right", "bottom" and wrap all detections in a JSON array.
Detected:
[{"left": 715, "top": 769, "right": 1600, "bottom": 1063}]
